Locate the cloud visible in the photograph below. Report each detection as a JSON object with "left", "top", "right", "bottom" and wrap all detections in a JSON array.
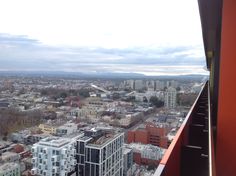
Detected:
[{"left": 0, "top": 33, "right": 207, "bottom": 75}]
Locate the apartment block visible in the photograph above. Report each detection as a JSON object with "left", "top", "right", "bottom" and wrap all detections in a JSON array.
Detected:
[
  {"left": 31, "top": 135, "right": 82, "bottom": 176},
  {"left": 76, "top": 128, "right": 124, "bottom": 176},
  {"left": 0, "top": 162, "right": 20, "bottom": 176},
  {"left": 164, "top": 87, "right": 177, "bottom": 109}
]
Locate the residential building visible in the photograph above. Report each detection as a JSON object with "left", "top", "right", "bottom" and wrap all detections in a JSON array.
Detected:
[
  {"left": 123, "top": 146, "right": 133, "bottom": 176},
  {"left": 155, "top": 81, "right": 165, "bottom": 91},
  {"left": 125, "top": 80, "right": 135, "bottom": 90},
  {"left": 76, "top": 128, "right": 124, "bottom": 176},
  {"left": 0, "top": 152, "right": 20, "bottom": 163},
  {"left": 134, "top": 80, "right": 144, "bottom": 90},
  {"left": 164, "top": 87, "right": 177, "bottom": 109},
  {"left": 23, "top": 133, "right": 51, "bottom": 145},
  {"left": 127, "top": 143, "right": 165, "bottom": 167},
  {"left": 0, "top": 162, "right": 20, "bottom": 176},
  {"left": 56, "top": 123, "right": 78, "bottom": 137},
  {"left": 31, "top": 135, "right": 83, "bottom": 176},
  {"left": 38, "top": 124, "right": 57, "bottom": 135}
]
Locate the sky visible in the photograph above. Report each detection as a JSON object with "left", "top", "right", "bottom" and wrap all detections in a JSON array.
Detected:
[{"left": 0, "top": 0, "right": 208, "bottom": 76}]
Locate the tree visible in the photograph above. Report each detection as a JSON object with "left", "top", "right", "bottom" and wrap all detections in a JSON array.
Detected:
[
  {"left": 78, "top": 89, "right": 90, "bottom": 98},
  {"left": 60, "top": 92, "right": 67, "bottom": 98},
  {"left": 149, "top": 96, "right": 164, "bottom": 108},
  {"left": 143, "top": 96, "right": 148, "bottom": 103}
]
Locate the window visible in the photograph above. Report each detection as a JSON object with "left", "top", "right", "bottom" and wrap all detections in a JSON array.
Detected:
[
  {"left": 79, "top": 142, "right": 85, "bottom": 154},
  {"left": 91, "top": 149, "right": 100, "bottom": 163}
]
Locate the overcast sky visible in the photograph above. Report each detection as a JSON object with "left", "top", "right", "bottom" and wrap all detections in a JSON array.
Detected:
[{"left": 0, "top": 0, "right": 208, "bottom": 75}]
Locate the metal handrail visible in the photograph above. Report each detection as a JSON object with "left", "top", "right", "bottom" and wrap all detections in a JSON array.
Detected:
[
  {"left": 154, "top": 82, "right": 207, "bottom": 176},
  {"left": 208, "top": 82, "right": 216, "bottom": 176}
]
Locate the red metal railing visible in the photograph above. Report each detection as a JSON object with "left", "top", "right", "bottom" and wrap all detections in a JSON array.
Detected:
[{"left": 154, "top": 83, "right": 208, "bottom": 176}]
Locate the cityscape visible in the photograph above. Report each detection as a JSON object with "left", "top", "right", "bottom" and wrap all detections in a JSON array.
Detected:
[
  {"left": 0, "top": 74, "right": 205, "bottom": 176},
  {"left": 0, "top": 0, "right": 235, "bottom": 176}
]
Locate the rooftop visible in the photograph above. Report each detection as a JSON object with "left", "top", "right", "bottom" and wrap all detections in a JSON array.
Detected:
[
  {"left": 0, "top": 162, "right": 19, "bottom": 172},
  {"left": 128, "top": 143, "right": 165, "bottom": 153},
  {"left": 37, "top": 137, "right": 72, "bottom": 148}
]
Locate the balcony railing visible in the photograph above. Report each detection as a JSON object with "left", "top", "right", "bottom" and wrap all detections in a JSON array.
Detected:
[{"left": 154, "top": 82, "right": 215, "bottom": 176}]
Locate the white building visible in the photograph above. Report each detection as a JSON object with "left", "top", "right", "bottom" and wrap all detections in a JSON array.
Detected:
[
  {"left": 56, "top": 123, "right": 78, "bottom": 137},
  {"left": 0, "top": 162, "right": 20, "bottom": 176},
  {"left": 125, "top": 80, "right": 135, "bottom": 90},
  {"left": 155, "top": 81, "right": 165, "bottom": 90},
  {"left": 31, "top": 135, "right": 83, "bottom": 176},
  {"left": 134, "top": 80, "right": 144, "bottom": 90},
  {"left": 164, "top": 87, "right": 177, "bottom": 109},
  {"left": 127, "top": 143, "right": 165, "bottom": 161},
  {"left": 77, "top": 128, "right": 124, "bottom": 176}
]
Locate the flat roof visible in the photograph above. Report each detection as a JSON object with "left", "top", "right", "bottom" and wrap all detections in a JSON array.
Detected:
[{"left": 0, "top": 162, "right": 19, "bottom": 172}]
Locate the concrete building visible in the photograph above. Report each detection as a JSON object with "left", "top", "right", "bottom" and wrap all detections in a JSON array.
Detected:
[
  {"left": 77, "top": 128, "right": 124, "bottom": 176},
  {"left": 0, "top": 152, "right": 20, "bottom": 163},
  {"left": 0, "top": 163, "right": 20, "bottom": 176},
  {"left": 123, "top": 146, "right": 133, "bottom": 176},
  {"left": 164, "top": 87, "right": 177, "bottom": 109},
  {"left": 155, "top": 81, "right": 165, "bottom": 90},
  {"left": 31, "top": 135, "right": 83, "bottom": 176},
  {"left": 56, "top": 123, "right": 78, "bottom": 137},
  {"left": 24, "top": 133, "right": 51, "bottom": 145},
  {"left": 127, "top": 143, "right": 165, "bottom": 167},
  {"left": 125, "top": 80, "right": 135, "bottom": 90},
  {"left": 134, "top": 80, "right": 144, "bottom": 90},
  {"left": 146, "top": 81, "right": 155, "bottom": 91},
  {"left": 38, "top": 124, "right": 58, "bottom": 135}
]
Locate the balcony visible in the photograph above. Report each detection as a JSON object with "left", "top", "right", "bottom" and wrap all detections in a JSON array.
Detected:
[
  {"left": 154, "top": 82, "right": 215, "bottom": 176},
  {"left": 31, "top": 168, "right": 38, "bottom": 175}
]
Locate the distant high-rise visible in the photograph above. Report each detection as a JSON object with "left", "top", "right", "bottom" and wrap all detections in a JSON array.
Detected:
[
  {"left": 164, "top": 87, "right": 177, "bottom": 109},
  {"left": 134, "top": 80, "right": 144, "bottom": 90},
  {"left": 155, "top": 81, "right": 165, "bottom": 90},
  {"left": 125, "top": 80, "right": 135, "bottom": 90}
]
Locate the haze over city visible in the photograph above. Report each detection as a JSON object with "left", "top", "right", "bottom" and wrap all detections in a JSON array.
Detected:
[{"left": 0, "top": 0, "right": 207, "bottom": 76}]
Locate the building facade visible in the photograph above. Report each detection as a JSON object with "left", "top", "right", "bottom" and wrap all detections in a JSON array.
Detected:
[
  {"left": 123, "top": 146, "right": 133, "bottom": 176},
  {"left": 0, "top": 162, "right": 20, "bottom": 176},
  {"left": 127, "top": 123, "right": 169, "bottom": 149},
  {"left": 31, "top": 136, "right": 80, "bottom": 176},
  {"left": 76, "top": 128, "right": 124, "bottom": 176},
  {"left": 128, "top": 143, "right": 165, "bottom": 167},
  {"left": 164, "top": 87, "right": 177, "bottom": 109}
]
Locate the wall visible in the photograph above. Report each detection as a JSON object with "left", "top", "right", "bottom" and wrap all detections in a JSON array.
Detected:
[{"left": 216, "top": 1, "right": 236, "bottom": 175}]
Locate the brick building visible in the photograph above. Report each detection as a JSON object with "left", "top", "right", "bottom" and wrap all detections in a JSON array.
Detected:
[{"left": 127, "top": 122, "right": 170, "bottom": 148}]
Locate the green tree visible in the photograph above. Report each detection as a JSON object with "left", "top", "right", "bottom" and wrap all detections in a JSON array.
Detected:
[{"left": 149, "top": 96, "right": 164, "bottom": 108}]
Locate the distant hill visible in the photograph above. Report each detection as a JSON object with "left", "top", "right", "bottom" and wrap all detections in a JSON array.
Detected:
[{"left": 0, "top": 71, "right": 208, "bottom": 80}]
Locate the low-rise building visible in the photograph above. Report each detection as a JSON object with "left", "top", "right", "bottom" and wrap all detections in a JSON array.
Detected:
[
  {"left": 38, "top": 124, "right": 57, "bottom": 134},
  {"left": 56, "top": 123, "right": 78, "bottom": 137},
  {"left": 0, "top": 162, "right": 20, "bottom": 176},
  {"left": 127, "top": 143, "right": 165, "bottom": 167},
  {"left": 23, "top": 133, "right": 51, "bottom": 145},
  {"left": 127, "top": 123, "right": 170, "bottom": 148},
  {"left": 0, "top": 152, "right": 20, "bottom": 163}
]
